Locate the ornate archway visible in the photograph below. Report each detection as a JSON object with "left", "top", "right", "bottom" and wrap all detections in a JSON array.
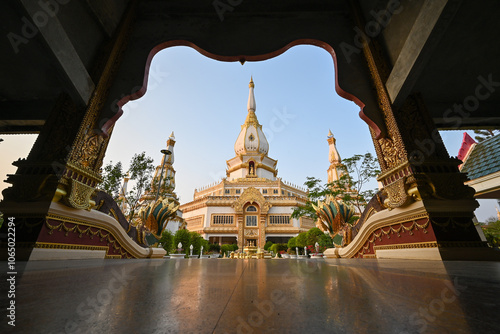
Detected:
[
  {"left": 1, "top": 0, "right": 490, "bottom": 260},
  {"left": 232, "top": 187, "right": 271, "bottom": 249}
]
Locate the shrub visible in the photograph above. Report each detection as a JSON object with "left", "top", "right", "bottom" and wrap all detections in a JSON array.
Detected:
[
  {"left": 221, "top": 244, "right": 236, "bottom": 255},
  {"left": 287, "top": 237, "right": 297, "bottom": 249},
  {"left": 264, "top": 241, "right": 273, "bottom": 251},
  {"left": 189, "top": 231, "right": 209, "bottom": 255},
  {"left": 482, "top": 221, "right": 500, "bottom": 247},
  {"left": 319, "top": 233, "right": 334, "bottom": 249},
  {"left": 270, "top": 243, "right": 288, "bottom": 255},
  {"left": 306, "top": 227, "right": 324, "bottom": 246},
  {"left": 295, "top": 232, "right": 307, "bottom": 248},
  {"left": 279, "top": 243, "right": 288, "bottom": 252},
  {"left": 174, "top": 229, "right": 191, "bottom": 254},
  {"left": 159, "top": 230, "right": 174, "bottom": 254},
  {"left": 209, "top": 243, "right": 221, "bottom": 253},
  {"left": 201, "top": 239, "right": 209, "bottom": 254}
]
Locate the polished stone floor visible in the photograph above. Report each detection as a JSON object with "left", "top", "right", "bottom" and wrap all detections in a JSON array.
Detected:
[{"left": 2, "top": 258, "right": 500, "bottom": 333}]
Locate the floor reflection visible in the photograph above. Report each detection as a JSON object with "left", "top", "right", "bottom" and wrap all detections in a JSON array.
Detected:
[{"left": 9, "top": 258, "right": 500, "bottom": 333}]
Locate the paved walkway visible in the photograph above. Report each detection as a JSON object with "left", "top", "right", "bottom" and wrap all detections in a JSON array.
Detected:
[{"left": 3, "top": 258, "right": 500, "bottom": 333}]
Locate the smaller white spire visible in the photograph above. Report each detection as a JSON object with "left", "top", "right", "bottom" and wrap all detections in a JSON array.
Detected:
[
  {"left": 327, "top": 131, "right": 340, "bottom": 164},
  {"left": 169, "top": 131, "right": 175, "bottom": 140},
  {"left": 247, "top": 76, "right": 256, "bottom": 112}
]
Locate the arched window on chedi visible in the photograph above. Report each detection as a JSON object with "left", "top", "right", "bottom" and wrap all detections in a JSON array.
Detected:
[{"left": 249, "top": 161, "right": 255, "bottom": 175}]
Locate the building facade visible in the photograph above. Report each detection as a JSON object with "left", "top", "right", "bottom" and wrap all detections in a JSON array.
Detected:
[{"left": 180, "top": 79, "right": 313, "bottom": 249}]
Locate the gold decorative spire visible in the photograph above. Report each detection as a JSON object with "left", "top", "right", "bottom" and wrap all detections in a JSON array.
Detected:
[
  {"left": 327, "top": 130, "right": 336, "bottom": 146},
  {"left": 234, "top": 78, "right": 269, "bottom": 155},
  {"left": 327, "top": 131, "right": 341, "bottom": 166},
  {"left": 244, "top": 110, "right": 260, "bottom": 127}
]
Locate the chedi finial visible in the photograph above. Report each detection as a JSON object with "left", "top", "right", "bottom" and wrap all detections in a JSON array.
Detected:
[{"left": 247, "top": 76, "right": 256, "bottom": 112}]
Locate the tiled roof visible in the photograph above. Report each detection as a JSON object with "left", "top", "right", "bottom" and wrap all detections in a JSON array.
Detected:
[
  {"left": 457, "top": 132, "right": 476, "bottom": 162},
  {"left": 461, "top": 134, "right": 500, "bottom": 180}
]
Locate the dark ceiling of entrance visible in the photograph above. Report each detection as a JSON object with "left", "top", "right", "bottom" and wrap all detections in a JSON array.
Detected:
[{"left": 1, "top": 0, "right": 499, "bottom": 134}]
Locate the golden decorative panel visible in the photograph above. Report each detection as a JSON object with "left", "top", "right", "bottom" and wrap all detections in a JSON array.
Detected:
[
  {"left": 244, "top": 229, "right": 259, "bottom": 237},
  {"left": 35, "top": 242, "right": 108, "bottom": 252},
  {"left": 383, "top": 178, "right": 410, "bottom": 209},
  {"left": 232, "top": 187, "right": 271, "bottom": 214},
  {"left": 265, "top": 228, "right": 300, "bottom": 234},
  {"left": 186, "top": 215, "right": 204, "bottom": 229},
  {"left": 65, "top": 178, "right": 95, "bottom": 210},
  {"left": 299, "top": 216, "right": 315, "bottom": 229},
  {"left": 203, "top": 227, "right": 238, "bottom": 233}
]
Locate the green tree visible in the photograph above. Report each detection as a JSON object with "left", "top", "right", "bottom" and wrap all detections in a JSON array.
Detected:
[
  {"left": 290, "top": 177, "right": 330, "bottom": 219},
  {"left": 292, "top": 153, "right": 380, "bottom": 220},
  {"left": 331, "top": 153, "right": 380, "bottom": 214},
  {"left": 124, "top": 152, "right": 155, "bottom": 223},
  {"left": 159, "top": 230, "right": 174, "bottom": 254},
  {"left": 99, "top": 161, "right": 125, "bottom": 199},
  {"left": 482, "top": 219, "right": 500, "bottom": 247},
  {"left": 473, "top": 129, "right": 499, "bottom": 143},
  {"left": 264, "top": 241, "right": 273, "bottom": 251}
]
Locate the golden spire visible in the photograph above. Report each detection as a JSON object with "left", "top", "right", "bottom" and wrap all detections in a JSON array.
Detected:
[
  {"left": 244, "top": 77, "right": 260, "bottom": 126},
  {"left": 244, "top": 110, "right": 260, "bottom": 127},
  {"left": 327, "top": 130, "right": 336, "bottom": 145}
]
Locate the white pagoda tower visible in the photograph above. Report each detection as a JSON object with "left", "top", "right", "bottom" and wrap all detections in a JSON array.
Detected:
[{"left": 180, "top": 78, "right": 312, "bottom": 249}]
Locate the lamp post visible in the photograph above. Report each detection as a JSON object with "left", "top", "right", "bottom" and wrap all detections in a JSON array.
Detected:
[{"left": 155, "top": 145, "right": 173, "bottom": 201}]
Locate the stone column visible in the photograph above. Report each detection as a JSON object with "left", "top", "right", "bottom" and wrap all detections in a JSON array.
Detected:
[
  {"left": 259, "top": 214, "right": 267, "bottom": 248},
  {"left": 350, "top": 4, "right": 486, "bottom": 259},
  {"left": 0, "top": 94, "right": 86, "bottom": 260},
  {"left": 0, "top": 3, "right": 137, "bottom": 260},
  {"left": 236, "top": 213, "right": 244, "bottom": 250}
]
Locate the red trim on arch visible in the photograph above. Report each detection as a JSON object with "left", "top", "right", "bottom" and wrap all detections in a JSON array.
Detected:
[{"left": 101, "top": 39, "right": 381, "bottom": 138}]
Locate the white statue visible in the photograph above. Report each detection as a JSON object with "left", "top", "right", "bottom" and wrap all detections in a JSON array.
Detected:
[
  {"left": 304, "top": 246, "right": 308, "bottom": 257},
  {"left": 315, "top": 242, "right": 320, "bottom": 253},
  {"left": 189, "top": 244, "right": 193, "bottom": 256},
  {"left": 201, "top": 245, "right": 204, "bottom": 257}
]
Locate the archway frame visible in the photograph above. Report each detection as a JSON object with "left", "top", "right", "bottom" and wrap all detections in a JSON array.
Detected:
[{"left": 2, "top": 0, "right": 484, "bottom": 260}]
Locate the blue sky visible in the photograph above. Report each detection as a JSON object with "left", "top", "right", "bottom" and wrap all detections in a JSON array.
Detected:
[{"left": 1, "top": 45, "right": 498, "bottom": 221}]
